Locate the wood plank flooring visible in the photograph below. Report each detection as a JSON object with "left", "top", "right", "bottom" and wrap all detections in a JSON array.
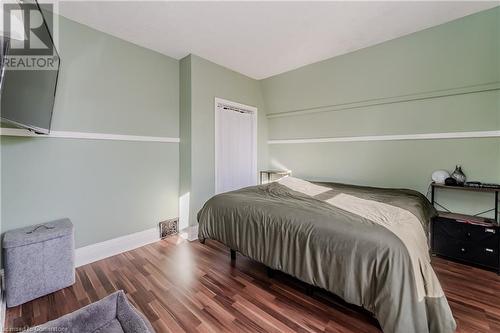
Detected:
[{"left": 6, "top": 236, "right": 500, "bottom": 332}]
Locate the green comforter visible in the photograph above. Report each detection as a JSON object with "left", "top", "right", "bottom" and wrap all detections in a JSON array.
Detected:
[{"left": 197, "top": 181, "right": 456, "bottom": 333}]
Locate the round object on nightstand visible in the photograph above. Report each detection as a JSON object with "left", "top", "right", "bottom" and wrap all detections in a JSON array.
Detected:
[{"left": 431, "top": 170, "right": 450, "bottom": 184}]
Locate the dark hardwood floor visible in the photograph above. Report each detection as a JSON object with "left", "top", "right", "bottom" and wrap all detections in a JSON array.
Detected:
[{"left": 6, "top": 236, "right": 500, "bottom": 332}]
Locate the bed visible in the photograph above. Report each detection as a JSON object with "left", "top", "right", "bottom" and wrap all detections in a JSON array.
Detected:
[{"left": 197, "top": 177, "right": 456, "bottom": 333}]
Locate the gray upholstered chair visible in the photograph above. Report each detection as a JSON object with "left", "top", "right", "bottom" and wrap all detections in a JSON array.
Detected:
[{"left": 26, "top": 290, "right": 155, "bottom": 333}]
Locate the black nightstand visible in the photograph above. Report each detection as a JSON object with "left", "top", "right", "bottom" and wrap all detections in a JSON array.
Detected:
[
  {"left": 430, "top": 183, "right": 500, "bottom": 274},
  {"left": 431, "top": 212, "right": 500, "bottom": 273}
]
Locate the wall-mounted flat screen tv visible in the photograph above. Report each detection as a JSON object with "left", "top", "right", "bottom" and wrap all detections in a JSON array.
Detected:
[{"left": 0, "top": 1, "right": 60, "bottom": 134}]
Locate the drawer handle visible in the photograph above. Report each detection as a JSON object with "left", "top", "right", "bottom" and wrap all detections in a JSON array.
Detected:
[
  {"left": 485, "top": 248, "right": 494, "bottom": 253},
  {"left": 485, "top": 228, "right": 496, "bottom": 234}
]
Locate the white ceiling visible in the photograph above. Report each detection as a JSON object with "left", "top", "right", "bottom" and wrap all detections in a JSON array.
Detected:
[{"left": 54, "top": 1, "right": 499, "bottom": 80}]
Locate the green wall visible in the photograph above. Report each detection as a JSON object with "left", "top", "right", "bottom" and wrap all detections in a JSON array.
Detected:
[
  {"left": 1, "top": 15, "right": 180, "bottom": 248},
  {"left": 180, "top": 55, "right": 268, "bottom": 226},
  {"left": 262, "top": 7, "right": 500, "bottom": 218},
  {"left": 2, "top": 6, "right": 498, "bottom": 250}
]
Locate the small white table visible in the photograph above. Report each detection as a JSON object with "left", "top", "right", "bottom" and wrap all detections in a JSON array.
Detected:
[{"left": 259, "top": 170, "right": 291, "bottom": 184}]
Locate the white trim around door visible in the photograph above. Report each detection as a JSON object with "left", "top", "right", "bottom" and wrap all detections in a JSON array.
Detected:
[{"left": 214, "top": 97, "right": 258, "bottom": 194}]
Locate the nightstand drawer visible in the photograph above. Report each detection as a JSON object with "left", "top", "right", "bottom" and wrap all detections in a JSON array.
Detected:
[
  {"left": 449, "top": 242, "right": 498, "bottom": 268},
  {"left": 462, "top": 226, "right": 497, "bottom": 244},
  {"left": 433, "top": 231, "right": 499, "bottom": 269},
  {"left": 433, "top": 218, "right": 498, "bottom": 248},
  {"left": 430, "top": 183, "right": 500, "bottom": 273}
]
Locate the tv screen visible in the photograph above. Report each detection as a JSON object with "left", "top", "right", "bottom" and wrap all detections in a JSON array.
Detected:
[{"left": 0, "top": 2, "right": 60, "bottom": 134}]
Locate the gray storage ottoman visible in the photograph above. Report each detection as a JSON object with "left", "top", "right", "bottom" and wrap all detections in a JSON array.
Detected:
[{"left": 3, "top": 218, "right": 75, "bottom": 307}]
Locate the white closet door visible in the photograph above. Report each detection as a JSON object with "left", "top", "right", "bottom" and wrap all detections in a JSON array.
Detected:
[{"left": 215, "top": 101, "right": 257, "bottom": 194}]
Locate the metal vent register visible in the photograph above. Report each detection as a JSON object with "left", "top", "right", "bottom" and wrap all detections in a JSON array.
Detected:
[{"left": 159, "top": 218, "right": 179, "bottom": 239}]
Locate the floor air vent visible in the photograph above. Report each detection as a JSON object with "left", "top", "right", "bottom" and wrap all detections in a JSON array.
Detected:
[{"left": 159, "top": 218, "right": 179, "bottom": 239}]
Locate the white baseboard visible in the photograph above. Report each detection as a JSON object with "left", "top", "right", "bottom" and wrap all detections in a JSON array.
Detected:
[
  {"left": 179, "top": 225, "right": 198, "bottom": 241},
  {"left": 75, "top": 227, "right": 159, "bottom": 267},
  {"left": 73, "top": 224, "right": 197, "bottom": 267}
]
